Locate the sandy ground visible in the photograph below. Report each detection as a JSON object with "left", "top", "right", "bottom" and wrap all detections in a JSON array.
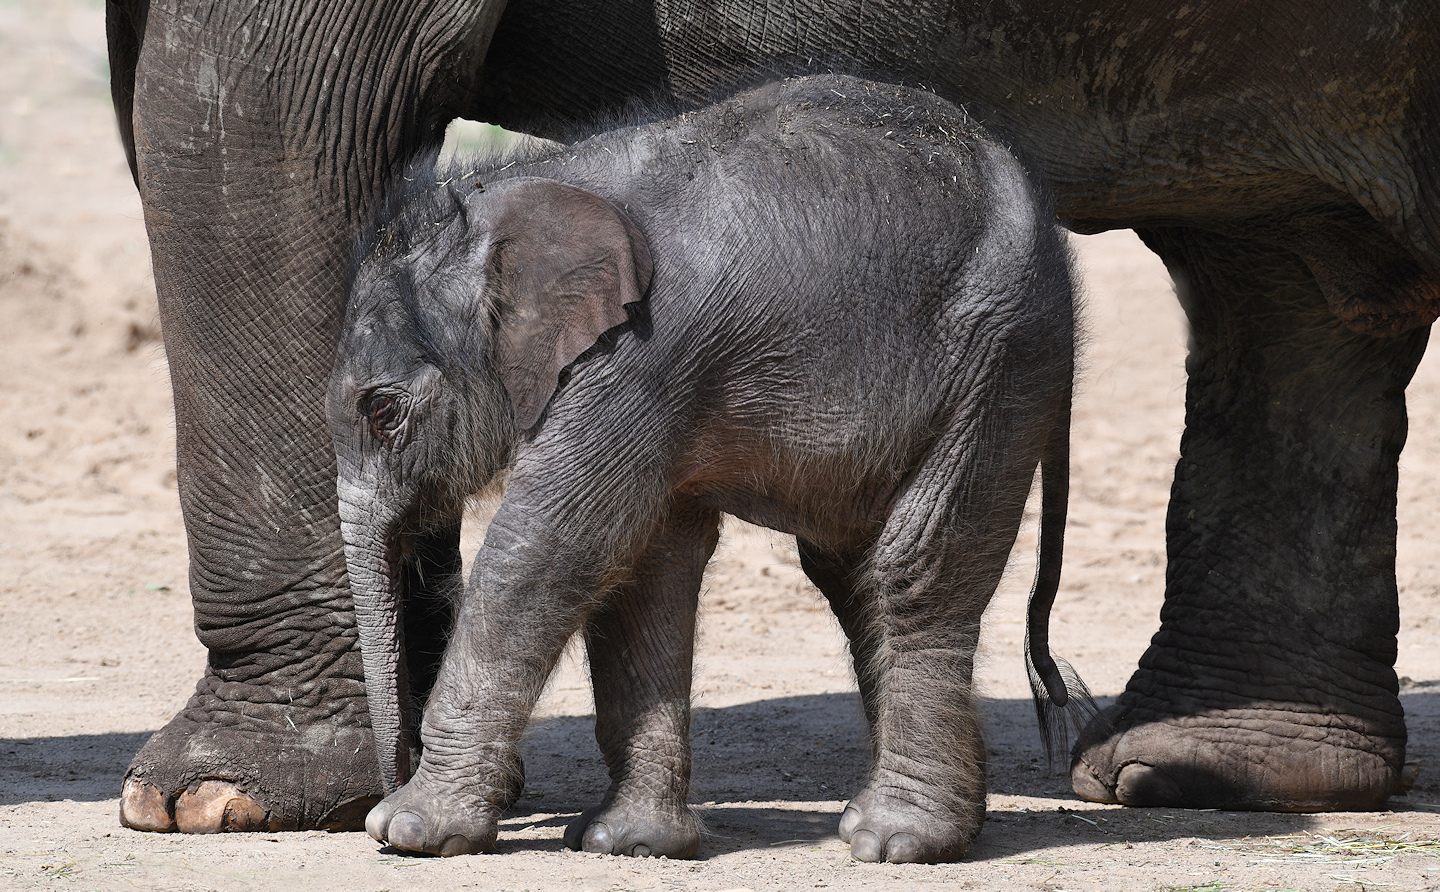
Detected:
[{"left": 6, "top": 2, "right": 1440, "bottom": 890}]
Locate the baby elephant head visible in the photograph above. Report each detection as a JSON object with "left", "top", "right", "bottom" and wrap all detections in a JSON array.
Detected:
[{"left": 327, "top": 176, "right": 652, "bottom": 791}]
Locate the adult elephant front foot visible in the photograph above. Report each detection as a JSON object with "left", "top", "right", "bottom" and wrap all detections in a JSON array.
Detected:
[
  {"left": 1070, "top": 227, "right": 1432, "bottom": 814},
  {"left": 120, "top": 676, "right": 383, "bottom": 833},
  {"left": 1070, "top": 692, "right": 1405, "bottom": 811}
]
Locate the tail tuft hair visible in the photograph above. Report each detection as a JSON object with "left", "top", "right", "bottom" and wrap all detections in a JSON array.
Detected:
[{"left": 1025, "top": 639, "right": 1104, "bottom": 769}]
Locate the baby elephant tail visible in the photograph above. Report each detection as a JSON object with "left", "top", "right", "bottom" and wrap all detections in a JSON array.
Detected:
[{"left": 1024, "top": 403, "right": 1102, "bottom": 766}]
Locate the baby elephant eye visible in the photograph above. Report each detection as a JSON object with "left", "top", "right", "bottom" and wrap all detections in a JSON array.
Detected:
[{"left": 366, "top": 394, "right": 402, "bottom": 440}]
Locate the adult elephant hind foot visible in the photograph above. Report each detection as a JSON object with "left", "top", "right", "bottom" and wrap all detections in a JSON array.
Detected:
[
  {"left": 118, "top": 694, "right": 383, "bottom": 833},
  {"left": 1069, "top": 699, "right": 1406, "bottom": 811},
  {"left": 1065, "top": 225, "right": 1429, "bottom": 814}
]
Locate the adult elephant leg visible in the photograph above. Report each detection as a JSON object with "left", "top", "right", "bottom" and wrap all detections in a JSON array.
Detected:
[
  {"left": 1072, "top": 227, "right": 1429, "bottom": 811},
  {"left": 111, "top": 0, "right": 503, "bottom": 833},
  {"left": 122, "top": 519, "right": 462, "bottom": 834}
]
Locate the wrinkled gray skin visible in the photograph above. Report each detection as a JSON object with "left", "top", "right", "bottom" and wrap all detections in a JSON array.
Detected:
[
  {"left": 109, "top": 0, "right": 1437, "bottom": 834},
  {"left": 328, "top": 76, "right": 1077, "bottom": 863}
]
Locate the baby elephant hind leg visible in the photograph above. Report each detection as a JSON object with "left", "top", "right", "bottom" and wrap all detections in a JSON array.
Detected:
[
  {"left": 564, "top": 499, "right": 721, "bottom": 858},
  {"left": 798, "top": 540, "right": 882, "bottom": 748},
  {"left": 839, "top": 408, "right": 1046, "bottom": 864}
]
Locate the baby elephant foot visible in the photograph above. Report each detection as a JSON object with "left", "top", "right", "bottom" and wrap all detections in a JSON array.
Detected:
[
  {"left": 838, "top": 787, "right": 981, "bottom": 863},
  {"left": 563, "top": 800, "right": 700, "bottom": 858},
  {"left": 364, "top": 781, "right": 499, "bottom": 857}
]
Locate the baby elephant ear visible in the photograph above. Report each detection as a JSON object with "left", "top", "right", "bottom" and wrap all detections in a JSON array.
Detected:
[{"left": 483, "top": 177, "right": 653, "bottom": 430}]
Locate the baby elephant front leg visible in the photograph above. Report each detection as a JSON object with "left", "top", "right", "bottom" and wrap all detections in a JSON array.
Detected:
[
  {"left": 365, "top": 737, "right": 523, "bottom": 855},
  {"left": 365, "top": 660, "right": 536, "bottom": 855},
  {"left": 564, "top": 500, "right": 721, "bottom": 858},
  {"left": 365, "top": 515, "right": 586, "bottom": 855}
]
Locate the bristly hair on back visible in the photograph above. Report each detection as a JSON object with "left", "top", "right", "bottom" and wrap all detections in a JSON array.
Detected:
[
  {"left": 345, "top": 61, "right": 956, "bottom": 287},
  {"left": 345, "top": 128, "right": 575, "bottom": 297}
]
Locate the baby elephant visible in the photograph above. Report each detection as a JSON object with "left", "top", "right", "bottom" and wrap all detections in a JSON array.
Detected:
[{"left": 329, "top": 74, "right": 1079, "bottom": 863}]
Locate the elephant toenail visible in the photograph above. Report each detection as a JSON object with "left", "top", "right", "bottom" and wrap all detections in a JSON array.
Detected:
[
  {"left": 119, "top": 779, "right": 176, "bottom": 833},
  {"left": 849, "top": 828, "right": 883, "bottom": 862},
  {"left": 1070, "top": 759, "right": 1119, "bottom": 804},
  {"left": 837, "top": 806, "right": 862, "bottom": 842},
  {"left": 631, "top": 843, "right": 652, "bottom": 857},
  {"left": 385, "top": 811, "right": 429, "bottom": 851},
  {"left": 884, "top": 831, "right": 922, "bottom": 863},
  {"left": 174, "top": 781, "right": 245, "bottom": 834},
  {"left": 1116, "top": 762, "right": 1184, "bottom": 806},
  {"left": 581, "top": 821, "right": 615, "bottom": 854},
  {"left": 364, "top": 802, "right": 392, "bottom": 842},
  {"left": 221, "top": 794, "right": 269, "bottom": 831},
  {"left": 439, "top": 834, "right": 475, "bottom": 857}
]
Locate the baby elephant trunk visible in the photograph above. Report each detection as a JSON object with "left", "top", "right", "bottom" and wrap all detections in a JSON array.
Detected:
[{"left": 337, "top": 478, "right": 416, "bottom": 793}]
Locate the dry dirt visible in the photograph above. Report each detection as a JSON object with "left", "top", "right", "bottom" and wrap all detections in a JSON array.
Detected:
[{"left": 5, "top": 2, "right": 1440, "bottom": 890}]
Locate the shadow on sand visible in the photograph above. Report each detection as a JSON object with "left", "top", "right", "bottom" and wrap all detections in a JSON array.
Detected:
[
  {"left": 0, "top": 731, "right": 151, "bottom": 806},
  {"left": 11, "top": 690, "right": 1440, "bottom": 860}
]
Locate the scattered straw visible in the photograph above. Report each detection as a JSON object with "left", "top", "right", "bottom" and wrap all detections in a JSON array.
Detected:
[{"left": 1195, "top": 829, "right": 1440, "bottom": 867}]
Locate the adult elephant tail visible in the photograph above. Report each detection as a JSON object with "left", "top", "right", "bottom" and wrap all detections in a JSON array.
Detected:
[{"left": 1024, "top": 378, "right": 1100, "bottom": 765}]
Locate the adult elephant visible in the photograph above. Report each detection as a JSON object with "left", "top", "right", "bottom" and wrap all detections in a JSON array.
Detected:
[{"left": 107, "top": 0, "right": 1439, "bottom": 834}]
